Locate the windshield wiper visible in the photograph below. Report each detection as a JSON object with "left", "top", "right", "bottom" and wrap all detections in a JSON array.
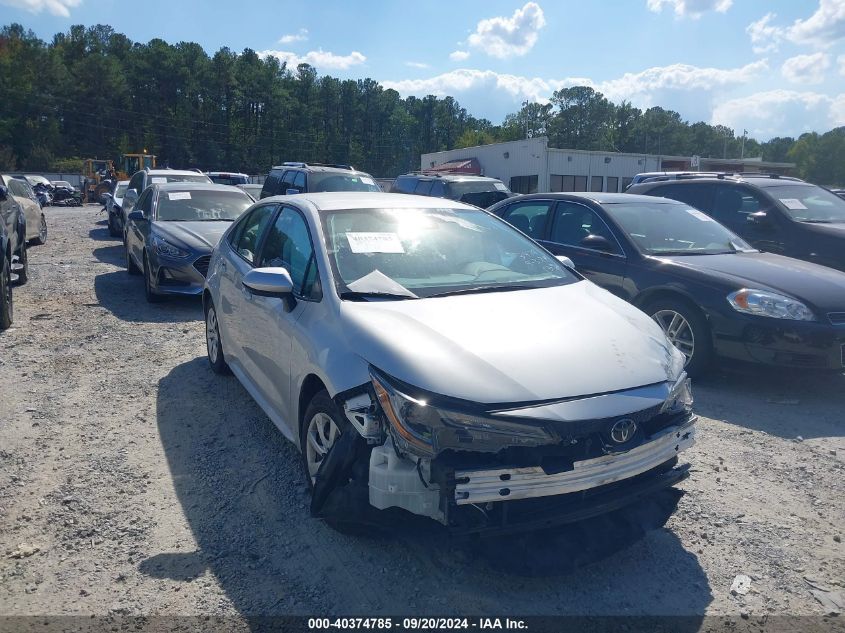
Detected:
[
  {"left": 339, "top": 291, "right": 418, "bottom": 301},
  {"left": 429, "top": 284, "right": 534, "bottom": 298}
]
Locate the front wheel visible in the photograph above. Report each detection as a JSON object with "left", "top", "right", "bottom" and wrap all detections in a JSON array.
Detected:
[
  {"left": 125, "top": 240, "right": 140, "bottom": 275},
  {"left": 205, "top": 301, "right": 231, "bottom": 375},
  {"left": 300, "top": 391, "right": 346, "bottom": 489},
  {"left": 0, "top": 253, "right": 12, "bottom": 330},
  {"left": 31, "top": 215, "right": 47, "bottom": 245},
  {"left": 13, "top": 238, "right": 28, "bottom": 285},
  {"left": 107, "top": 212, "right": 120, "bottom": 238},
  {"left": 143, "top": 254, "right": 163, "bottom": 303},
  {"left": 646, "top": 297, "right": 712, "bottom": 377}
]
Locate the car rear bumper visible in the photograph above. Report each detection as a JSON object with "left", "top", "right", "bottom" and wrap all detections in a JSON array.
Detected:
[{"left": 712, "top": 314, "right": 845, "bottom": 370}]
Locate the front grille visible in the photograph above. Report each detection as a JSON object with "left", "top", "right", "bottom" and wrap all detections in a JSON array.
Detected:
[
  {"left": 828, "top": 312, "right": 845, "bottom": 325},
  {"left": 193, "top": 255, "right": 211, "bottom": 278}
]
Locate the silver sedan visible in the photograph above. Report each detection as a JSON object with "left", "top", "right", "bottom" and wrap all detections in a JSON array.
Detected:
[{"left": 203, "top": 193, "right": 696, "bottom": 533}]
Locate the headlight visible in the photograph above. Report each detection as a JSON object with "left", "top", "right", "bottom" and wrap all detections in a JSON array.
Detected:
[
  {"left": 370, "top": 370, "right": 554, "bottom": 457},
  {"left": 727, "top": 289, "right": 814, "bottom": 321},
  {"left": 660, "top": 372, "right": 693, "bottom": 415},
  {"left": 151, "top": 234, "right": 190, "bottom": 259}
]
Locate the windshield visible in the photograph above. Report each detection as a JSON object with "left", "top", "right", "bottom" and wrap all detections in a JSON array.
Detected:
[
  {"left": 605, "top": 201, "right": 755, "bottom": 255},
  {"left": 209, "top": 174, "right": 248, "bottom": 185},
  {"left": 53, "top": 181, "right": 72, "bottom": 188},
  {"left": 311, "top": 173, "right": 381, "bottom": 192},
  {"left": 767, "top": 184, "right": 845, "bottom": 223},
  {"left": 24, "top": 175, "right": 51, "bottom": 186},
  {"left": 321, "top": 206, "right": 577, "bottom": 299},
  {"left": 148, "top": 174, "right": 211, "bottom": 185},
  {"left": 447, "top": 180, "right": 510, "bottom": 198},
  {"left": 155, "top": 189, "right": 253, "bottom": 222}
]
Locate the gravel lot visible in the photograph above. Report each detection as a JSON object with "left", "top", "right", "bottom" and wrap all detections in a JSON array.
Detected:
[{"left": 1, "top": 205, "right": 844, "bottom": 624}]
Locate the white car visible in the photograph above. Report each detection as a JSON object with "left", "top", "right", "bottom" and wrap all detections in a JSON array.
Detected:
[
  {"left": 6, "top": 178, "right": 47, "bottom": 245},
  {"left": 203, "top": 192, "right": 696, "bottom": 533}
]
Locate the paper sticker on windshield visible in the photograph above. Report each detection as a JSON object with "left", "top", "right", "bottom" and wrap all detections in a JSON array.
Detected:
[
  {"left": 360, "top": 177, "right": 375, "bottom": 186},
  {"left": 167, "top": 192, "right": 191, "bottom": 201},
  {"left": 346, "top": 232, "right": 404, "bottom": 254},
  {"left": 494, "top": 183, "right": 508, "bottom": 191},
  {"left": 151, "top": 177, "right": 167, "bottom": 184},
  {"left": 686, "top": 209, "right": 713, "bottom": 222},
  {"left": 780, "top": 198, "right": 807, "bottom": 210}
]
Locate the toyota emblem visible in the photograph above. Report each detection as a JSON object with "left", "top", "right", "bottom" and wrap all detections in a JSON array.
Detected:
[{"left": 610, "top": 418, "right": 637, "bottom": 444}]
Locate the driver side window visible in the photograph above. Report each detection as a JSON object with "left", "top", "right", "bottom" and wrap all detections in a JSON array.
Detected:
[
  {"left": 137, "top": 189, "right": 153, "bottom": 217},
  {"left": 257, "top": 207, "right": 320, "bottom": 300},
  {"left": 550, "top": 202, "right": 619, "bottom": 253}
]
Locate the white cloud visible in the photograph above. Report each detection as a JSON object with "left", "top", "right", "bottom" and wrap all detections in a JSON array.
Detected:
[
  {"left": 839, "top": 54, "right": 845, "bottom": 74},
  {"left": 646, "top": 0, "right": 732, "bottom": 19},
  {"left": 0, "top": 0, "right": 80, "bottom": 17},
  {"left": 258, "top": 49, "right": 366, "bottom": 71},
  {"left": 278, "top": 28, "right": 308, "bottom": 44},
  {"left": 467, "top": 2, "right": 546, "bottom": 58},
  {"left": 712, "top": 89, "right": 839, "bottom": 138},
  {"left": 787, "top": 0, "right": 845, "bottom": 48},
  {"left": 382, "top": 69, "right": 564, "bottom": 103},
  {"left": 781, "top": 52, "right": 830, "bottom": 84},
  {"left": 405, "top": 61, "right": 429, "bottom": 69},
  {"left": 449, "top": 50, "right": 471, "bottom": 62},
  {"left": 745, "top": 1, "right": 845, "bottom": 51},
  {"left": 746, "top": 13, "right": 783, "bottom": 53}
]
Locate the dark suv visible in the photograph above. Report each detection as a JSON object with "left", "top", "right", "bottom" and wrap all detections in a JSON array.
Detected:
[
  {"left": 390, "top": 173, "right": 514, "bottom": 208},
  {"left": 628, "top": 174, "right": 845, "bottom": 272},
  {"left": 259, "top": 162, "right": 380, "bottom": 198}
]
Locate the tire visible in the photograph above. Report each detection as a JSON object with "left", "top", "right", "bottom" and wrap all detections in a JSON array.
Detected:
[
  {"left": 300, "top": 390, "right": 348, "bottom": 491},
  {"left": 30, "top": 215, "right": 47, "bottom": 246},
  {"left": 204, "top": 300, "right": 231, "bottom": 375},
  {"left": 0, "top": 252, "right": 12, "bottom": 330},
  {"left": 125, "top": 240, "right": 141, "bottom": 275},
  {"left": 645, "top": 297, "right": 712, "bottom": 378},
  {"left": 14, "top": 237, "right": 28, "bottom": 286},
  {"left": 107, "top": 212, "right": 120, "bottom": 238},
  {"left": 143, "top": 253, "right": 163, "bottom": 303}
]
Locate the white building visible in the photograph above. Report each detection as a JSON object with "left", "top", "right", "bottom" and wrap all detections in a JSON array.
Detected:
[{"left": 420, "top": 137, "right": 794, "bottom": 194}]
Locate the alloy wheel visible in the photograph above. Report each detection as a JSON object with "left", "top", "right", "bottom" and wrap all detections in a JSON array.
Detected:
[
  {"left": 652, "top": 309, "right": 695, "bottom": 363},
  {"left": 305, "top": 412, "right": 340, "bottom": 481},
  {"left": 206, "top": 306, "right": 220, "bottom": 364}
]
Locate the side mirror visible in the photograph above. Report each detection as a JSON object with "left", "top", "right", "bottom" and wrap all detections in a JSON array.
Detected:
[
  {"left": 555, "top": 255, "right": 575, "bottom": 269},
  {"left": 243, "top": 267, "right": 294, "bottom": 297},
  {"left": 285, "top": 188, "right": 300, "bottom": 196},
  {"left": 128, "top": 211, "right": 146, "bottom": 223},
  {"left": 0, "top": 186, "right": 7, "bottom": 202},
  {"left": 580, "top": 234, "right": 615, "bottom": 252}
]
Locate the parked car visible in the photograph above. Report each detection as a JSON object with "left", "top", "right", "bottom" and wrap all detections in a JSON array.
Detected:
[
  {"left": 236, "top": 183, "right": 263, "bottom": 200},
  {"left": 627, "top": 171, "right": 723, "bottom": 189},
  {"left": 0, "top": 216, "right": 13, "bottom": 330},
  {"left": 121, "top": 168, "right": 213, "bottom": 235},
  {"left": 0, "top": 175, "right": 46, "bottom": 245},
  {"left": 207, "top": 171, "right": 249, "bottom": 186},
  {"left": 5, "top": 178, "right": 47, "bottom": 245},
  {"left": 391, "top": 173, "right": 514, "bottom": 208},
  {"left": 202, "top": 192, "right": 696, "bottom": 533},
  {"left": 259, "top": 162, "right": 380, "bottom": 199},
  {"left": 490, "top": 192, "right": 845, "bottom": 376},
  {"left": 830, "top": 188, "right": 845, "bottom": 200},
  {"left": 627, "top": 173, "right": 845, "bottom": 273},
  {"left": 124, "top": 183, "right": 254, "bottom": 302},
  {"left": 103, "top": 180, "right": 129, "bottom": 237},
  {"left": 0, "top": 184, "right": 27, "bottom": 285},
  {"left": 49, "top": 181, "right": 84, "bottom": 206}
]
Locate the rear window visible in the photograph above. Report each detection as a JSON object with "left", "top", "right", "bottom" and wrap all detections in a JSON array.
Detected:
[
  {"left": 156, "top": 189, "right": 253, "bottom": 222},
  {"left": 391, "top": 177, "right": 417, "bottom": 194},
  {"left": 261, "top": 170, "right": 283, "bottom": 198},
  {"left": 148, "top": 174, "right": 212, "bottom": 185},
  {"left": 446, "top": 180, "right": 511, "bottom": 200},
  {"left": 209, "top": 174, "right": 249, "bottom": 186},
  {"left": 311, "top": 173, "right": 380, "bottom": 193}
]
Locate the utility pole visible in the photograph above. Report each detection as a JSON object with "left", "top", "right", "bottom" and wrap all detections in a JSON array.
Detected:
[{"left": 741, "top": 129, "right": 748, "bottom": 160}]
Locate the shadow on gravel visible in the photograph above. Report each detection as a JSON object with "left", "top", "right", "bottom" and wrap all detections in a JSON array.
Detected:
[
  {"left": 92, "top": 245, "right": 124, "bottom": 267},
  {"left": 147, "top": 358, "right": 712, "bottom": 620},
  {"left": 94, "top": 271, "right": 202, "bottom": 323},
  {"left": 89, "top": 225, "right": 116, "bottom": 242},
  {"left": 692, "top": 364, "right": 845, "bottom": 439}
]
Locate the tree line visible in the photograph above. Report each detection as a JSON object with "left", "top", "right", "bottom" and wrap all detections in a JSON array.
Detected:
[{"left": 1, "top": 23, "right": 843, "bottom": 184}]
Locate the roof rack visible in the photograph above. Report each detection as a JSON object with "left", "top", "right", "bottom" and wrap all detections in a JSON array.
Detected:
[
  {"left": 278, "top": 161, "right": 355, "bottom": 171},
  {"left": 639, "top": 171, "right": 802, "bottom": 184}
]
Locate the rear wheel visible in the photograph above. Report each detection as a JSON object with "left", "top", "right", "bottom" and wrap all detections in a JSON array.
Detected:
[
  {"left": 0, "top": 252, "right": 12, "bottom": 330},
  {"left": 205, "top": 301, "right": 231, "bottom": 374},
  {"left": 646, "top": 297, "right": 712, "bottom": 377}
]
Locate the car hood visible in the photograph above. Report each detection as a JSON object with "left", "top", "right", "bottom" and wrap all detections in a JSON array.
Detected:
[
  {"left": 798, "top": 221, "right": 845, "bottom": 237},
  {"left": 339, "top": 281, "right": 681, "bottom": 405},
  {"left": 153, "top": 221, "right": 232, "bottom": 252},
  {"left": 663, "top": 251, "right": 845, "bottom": 312}
]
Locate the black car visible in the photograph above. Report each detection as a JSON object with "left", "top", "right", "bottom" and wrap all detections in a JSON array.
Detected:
[
  {"left": 489, "top": 192, "right": 845, "bottom": 376},
  {"left": 627, "top": 174, "right": 845, "bottom": 273},
  {"left": 390, "top": 173, "right": 514, "bottom": 208},
  {"left": 259, "top": 162, "right": 380, "bottom": 198},
  {"left": 0, "top": 208, "right": 12, "bottom": 330}
]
